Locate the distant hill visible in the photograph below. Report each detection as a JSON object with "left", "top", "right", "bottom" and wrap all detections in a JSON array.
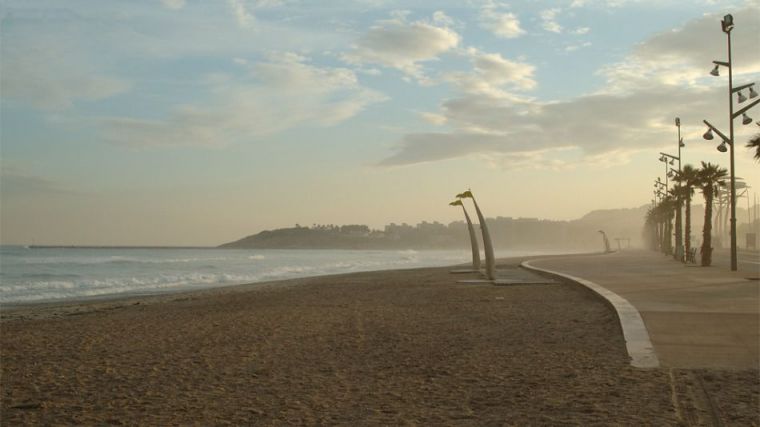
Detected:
[{"left": 219, "top": 205, "right": 664, "bottom": 251}]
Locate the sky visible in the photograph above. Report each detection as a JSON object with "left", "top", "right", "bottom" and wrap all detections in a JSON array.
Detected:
[{"left": 1, "top": 0, "right": 759, "bottom": 246}]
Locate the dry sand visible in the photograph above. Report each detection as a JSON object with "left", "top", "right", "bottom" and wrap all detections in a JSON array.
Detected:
[{"left": 2, "top": 258, "right": 758, "bottom": 425}]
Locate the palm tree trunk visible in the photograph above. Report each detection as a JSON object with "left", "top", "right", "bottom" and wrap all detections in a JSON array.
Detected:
[
  {"left": 656, "top": 221, "right": 663, "bottom": 251},
  {"left": 684, "top": 194, "right": 692, "bottom": 259},
  {"left": 701, "top": 189, "right": 714, "bottom": 266},
  {"left": 674, "top": 201, "right": 682, "bottom": 261}
]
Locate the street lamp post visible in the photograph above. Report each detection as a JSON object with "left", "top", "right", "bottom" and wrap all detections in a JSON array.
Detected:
[
  {"left": 658, "top": 155, "right": 673, "bottom": 191},
  {"left": 654, "top": 178, "right": 667, "bottom": 253},
  {"left": 702, "top": 13, "right": 759, "bottom": 271}
]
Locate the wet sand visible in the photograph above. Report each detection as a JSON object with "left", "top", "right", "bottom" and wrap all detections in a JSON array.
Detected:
[{"left": 2, "top": 258, "right": 758, "bottom": 425}]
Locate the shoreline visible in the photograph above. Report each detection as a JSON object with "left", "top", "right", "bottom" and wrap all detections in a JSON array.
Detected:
[{"left": 0, "top": 253, "right": 587, "bottom": 318}]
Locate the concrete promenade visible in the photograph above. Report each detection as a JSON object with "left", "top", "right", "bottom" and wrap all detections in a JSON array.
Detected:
[{"left": 525, "top": 249, "right": 759, "bottom": 369}]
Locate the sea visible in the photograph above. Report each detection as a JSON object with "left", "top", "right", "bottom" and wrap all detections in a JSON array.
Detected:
[{"left": 0, "top": 246, "right": 544, "bottom": 305}]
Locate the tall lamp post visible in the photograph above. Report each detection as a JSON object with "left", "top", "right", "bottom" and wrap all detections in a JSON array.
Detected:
[
  {"left": 702, "top": 13, "right": 759, "bottom": 271},
  {"left": 654, "top": 179, "right": 666, "bottom": 251}
]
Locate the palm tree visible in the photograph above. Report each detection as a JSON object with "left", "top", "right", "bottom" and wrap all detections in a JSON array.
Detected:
[
  {"left": 670, "top": 184, "right": 686, "bottom": 260},
  {"left": 697, "top": 161, "right": 728, "bottom": 266},
  {"left": 747, "top": 127, "right": 760, "bottom": 161},
  {"left": 658, "top": 195, "right": 675, "bottom": 255},
  {"left": 672, "top": 165, "right": 699, "bottom": 261},
  {"left": 643, "top": 207, "right": 659, "bottom": 251}
]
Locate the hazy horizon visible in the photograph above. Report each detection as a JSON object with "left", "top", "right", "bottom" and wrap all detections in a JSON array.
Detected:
[{"left": 2, "top": 1, "right": 759, "bottom": 246}]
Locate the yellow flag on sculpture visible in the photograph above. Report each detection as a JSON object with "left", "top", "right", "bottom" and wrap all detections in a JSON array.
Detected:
[
  {"left": 457, "top": 190, "right": 473, "bottom": 199},
  {"left": 449, "top": 200, "right": 463, "bottom": 206}
]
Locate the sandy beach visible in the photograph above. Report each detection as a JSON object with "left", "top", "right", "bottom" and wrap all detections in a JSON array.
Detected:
[{"left": 2, "top": 258, "right": 758, "bottom": 425}]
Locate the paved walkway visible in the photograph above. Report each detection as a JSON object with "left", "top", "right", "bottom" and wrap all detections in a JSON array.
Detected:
[{"left": 525, "top": 250, "right": 759, "bottom": 369}]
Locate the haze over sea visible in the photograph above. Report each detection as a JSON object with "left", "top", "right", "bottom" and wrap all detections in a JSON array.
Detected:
[{"left": 0, "top": 247, "right": 554, "bottom": 305}]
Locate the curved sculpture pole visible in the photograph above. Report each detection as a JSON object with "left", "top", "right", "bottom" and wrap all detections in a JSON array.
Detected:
[
  {"left": 450, "top": 200, "right": 481, "bottom": 270},
  {"left": 598, "top": 230, "right": 611, "bottom": 253},
  {"left": 458, "top": 190, "right": 495, "bottom": 280}
]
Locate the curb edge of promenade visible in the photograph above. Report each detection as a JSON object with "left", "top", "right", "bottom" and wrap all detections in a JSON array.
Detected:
[{"left": 521, "top": 258, "right": 660, "bottom": 369}]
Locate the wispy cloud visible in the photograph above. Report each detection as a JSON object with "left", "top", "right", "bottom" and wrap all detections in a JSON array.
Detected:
[
  {"left": 161, "top": 0, "right": 186, "bottom": 10},
  {"left": 229, "top": 0, "right": 255, "bottom": 28},
  {"left": 0, "top": 169, "right": 81, "bottom": 197},
  {"left": 599, "top": 5, "right": 760, "bottom": 93},
  {"left": 479, "top": 3, "right": 525, "bottom": 39},
  {"left": 1, "top": 19, "right": 130, "bottom": 110},
  {"left": 444, "top": 48, "right": 536, "bottom": 99},
  {"left": 101, "top": 53, "right": 386, "bottom": 147},
  {"left": 540, "top": 8, "right": 563, "bottom": 33},
  {"left": 379, "top": 7, "right": 760, "bottom": 168},
  {"left": 341, "top": 12, "right": 460, "bottom": 84}
]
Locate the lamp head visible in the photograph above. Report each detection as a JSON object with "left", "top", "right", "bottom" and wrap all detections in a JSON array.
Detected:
[
  {"left": 675, "top": 117, "right": 680, "bottom": 126},
  {"left": 669, "top": 158, "right": 675, "bottom": 165},
  {"left": 679, "top": 138, "right": 685, "bottom": 147},
  {"left": 703, "top": 128, "right": 714, "bottom": 140},
  {"left": 717, "top": 141, "right": 728, "bottom": 153},
  {"left": 738, "top": 91, "right": 747, "bottom": 103},
  {"left": 742, "top": 113, "right": 753, "bottom": 125},
  {"left": 750, "top": 87, "right": 758, "bottom": 99},
  {"left": 721, "top": 14, "right": 734, "bottom": 33},
  {"left": 710, "top": 65, "right": 720, "bottom": 76}
]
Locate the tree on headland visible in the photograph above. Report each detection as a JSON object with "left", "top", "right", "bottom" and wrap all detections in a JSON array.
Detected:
[{"left": 697, "top": 161, "right": 728, "bottom": 266}]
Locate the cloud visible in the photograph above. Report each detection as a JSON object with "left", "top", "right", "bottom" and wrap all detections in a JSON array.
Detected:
[
  {"left": 600, "top": 5, "right": 760, "bottom": 92},
  {"left": 0, "top": 18, "right": 130, "bottom": 110},
  {"left": 444, "top": 48, "right": 536, "bottom": 98},
  {"left": 229, "top": 0, "right": 255, "bottom": 28},
  {"left": 432, "top": 10, "right": 455, "bottom": 27},
  {"left": 379, "top": 6, "right": 760, "bottom": 168},
  {"left": 341, "top": 12, "right": 460, "bottom": 83},
  {"left": 419, "top": 111, "right": 447, "bottom": 125},
  {"left": 379, "top": 85, "right": 720, "bottom": 167},
  {"left": 101, "top": 53, "right": 386, "bottom": 147},
  {"left": 161, "top": 0, "right": 186, "bottom": 10},
  {"left": 565, "top": 42, "right": 592, "bottom": 52},
  {"left": 479, "top": 4, "right": 525, "bottom": 39},
  {"left": 0, "top": 169, "right": 79, "bottom": 197},
  {"left": 540, "top": 8, "right": 563, "bottom": 33}
]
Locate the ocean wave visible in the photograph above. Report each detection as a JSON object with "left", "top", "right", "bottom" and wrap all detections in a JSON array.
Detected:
[
  {"left": 0, "top": 272, "right": 266, "bottom": 303},
  {"left": 0, "top": 249, "right": 477, "bottom": 304},
  {"left": 17, "top": 256, "right": 238, "bottom": 266}
]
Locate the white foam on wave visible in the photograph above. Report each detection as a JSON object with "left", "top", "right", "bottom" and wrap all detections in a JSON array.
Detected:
[
  {"left": 0, "top": 272, "right": 266, "bottom": 303},
  {"left": 18, "top": 256, "right": 238, "bottom": 265},
  {"left": 0, "top": 249, "right": 476, "bottom": 304}
]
